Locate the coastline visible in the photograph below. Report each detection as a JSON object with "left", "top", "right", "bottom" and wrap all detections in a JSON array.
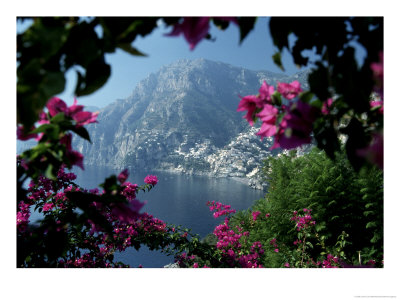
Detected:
[{"left": 91, "top": 164, "right": 267, "bottom": 191}]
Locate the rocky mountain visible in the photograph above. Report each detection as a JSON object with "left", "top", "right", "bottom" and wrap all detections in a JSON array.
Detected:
[{"left": 73, "top": 59, "right": 311, "bottom": 187}]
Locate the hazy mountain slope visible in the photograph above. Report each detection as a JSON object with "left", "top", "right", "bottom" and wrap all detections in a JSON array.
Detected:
[{"left": 74, "top": 58, "right": 310, "bottom": 174}]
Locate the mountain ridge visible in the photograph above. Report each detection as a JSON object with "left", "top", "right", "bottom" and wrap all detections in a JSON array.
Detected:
[{"left": 71, "top": 58, "right": 311, "bottom": 188}]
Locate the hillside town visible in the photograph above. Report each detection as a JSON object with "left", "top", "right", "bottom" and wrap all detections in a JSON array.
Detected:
[{"left": 158, "top": 127, "right": 278, "bottom": 190}]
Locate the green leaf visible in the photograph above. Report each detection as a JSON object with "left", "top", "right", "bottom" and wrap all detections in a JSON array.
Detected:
[
  {"left": 362, "top": 194, "right": 372, "bottom": 201},
  {"left": 299, "top": 91, "right": 315, "bottom": 104},
  {"left": 308, "top": 63, "right": 331, "bottom": 102},
  {"left": 330, "top": 215, "right": 339, "bottom": 221},
  {"left": 30, "top": 124, "right": 54, "bottom": 134},
  {"left": 325, "top": 186, "right": 334, "bottom": 194},
  {"left": 63, "top": 21, "right": 102, "bottom": 68},
  {"left": 75, "top": 58, "right": 111, "bottom": 96},
  {"left": 272, "top": 52, "right": 284, "bottom": 71},
  {"left": 70, "top": 126, "right": 91, "bottom": 143},
  {"left": 269, "top": 17, "right": 291, "bottom": 50},
  {"left": 44, "top": 164, "right": 56, "bottom": 180},
  {"left": 41, "top": 71, "right": 66, "bottom": 97},
  {"left": 327, "top": 200, "right": 337, "bottom": 207},
  {"left": 365, "top": 203, "right": 375, "bottom": 209},
  {"left": 212, "top": 18, "right": 231, "bottom": 30},
  {"left": 370, "top": 234, "right": 380, "bottom": 243},
  {"left": 100, "top": 175, "right": 119, "bottom": 193},
  {"left": 366, "top": 221, "right": 376, "bottom": 229},
  {"left": 341, "top": 118, "right": 369, "bottom": 171},
  {"left": 50, "top": 112, "right": 66, "bottom": 123},
  {"left": 271, "top": 91, "right": 282, "bottom": 106},
  {"left": 237, "top": 17, "right": 257, "bottom": 44},
  {"left": 118, "top": 43, "right": 147, "bottom": 56}
]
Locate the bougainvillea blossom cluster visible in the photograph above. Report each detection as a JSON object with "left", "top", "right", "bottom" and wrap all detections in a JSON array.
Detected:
[
  {"left": 144, "top": 175, "right": 158, "bottom": 185},
  {"left": 207, "top": 201, "right": 236, "bottom": 218},
  {"left": 237, "top": 80, "right": 320, "bottom": 150},
  {"left": 17, "top": 201, "right": 31, "bottom": 233},
  {"left": 47, "top": 97, "right": 99, "bottom": 127},
  {"left": 206, "top": 201, "right": 266, "bottom": 268},
  {"left": 251, "top": 211, "right": 261, "bottom": 221},
  {"left": 19, "top": 164, "right": 169, "bottom": 267},
  {"left": 290, "top": 208, "right": 316, "bottom": 231}
]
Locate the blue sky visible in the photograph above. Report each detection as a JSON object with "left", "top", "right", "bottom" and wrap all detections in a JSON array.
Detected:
[
  {"left": 56, "top": 17, "right": 313, "bottom": 108},
  {"left": 18, "top": 17, "right": 368, "bottom": 109}
]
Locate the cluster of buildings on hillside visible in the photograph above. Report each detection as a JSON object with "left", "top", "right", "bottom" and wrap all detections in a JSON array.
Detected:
[{"left": 163, "top": 127, "right": 276, "bottom": 190}]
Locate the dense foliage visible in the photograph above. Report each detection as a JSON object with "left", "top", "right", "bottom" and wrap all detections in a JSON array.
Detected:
[
  {"left": 225, "top": 148, "right": 383, "bottom": 267},
  {"left": 17, "top": 17, "right": 383, "bottom": 268}
]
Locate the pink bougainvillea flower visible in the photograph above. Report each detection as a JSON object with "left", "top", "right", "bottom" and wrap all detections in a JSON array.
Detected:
[
  {"left": 258, "top": 81, "right": 275, "bottom": 103},
  {"left": 277, "top": 81, "right": 303, "bottom": 100},
  {"left": 47, "top": 97, "right": 68, "bottom": 117},
  {"left": 371, "top": 51, "right": 383, "bottom": 99},
  {"left": 371, "top": 52, "right": 383, "bottom": 83},
  {"left": 357, "top": 132, "right": 383, "bottom": 170},
  {"left": 72, "top": 111, "right": 99, "bottom": 127},
  {"left": 252, "top": 211, "right": 261, "bottom": 221},
  {"left": 111, "top": 199, "right": 145, "bottom": 223},
  {"left": 60, "top": 133, "right": 84, "bottom": 169},
  {"left": 121, "top": 182, "right": 139, "bottom": 200},
  {"left": 65, "top": 98, "right": 98, "bottom": 126},
  {"left": 67, "top": 98, "right": 84, "bottom": 116},
  {"left": 214, "top": 17, "right": 238, "bottom": 24},
  {"left": 42, "top": 202, "right": 55, "bottom": 212},
  {"left": 321, "top": 98, "right": 333, "bottom": 115},
  {"left": 370, "top": 100, "right": 383, "bottom": 114},
  {"left": 144, "top": 175, "right": 158, "bottom": 185},
  {"left": 17, "top": 125, "right": 38, "bottom": 141},
  {"left": 271, "top": 101, "right": 318, "bottom": 150},
  {"left": 265, "top": 213, "right": 271, "bottom": 218},
  {"left": 165, "top": 17, "right": 210, "bottom": 50},
  {"left": 274, "top": 248, "right": 279, "bottom": 253},
  {"left": 67, "top": 150, "right": 84, "bottom": 170},
  {"left": 118, "top": 169, "right": 129, "bottom": 184},
  {"left": 256, "top": 104, "right": 278, "bottom": 139},
  {"left": 371, "top": 55, "right": 383, "bottom": 80},
  {"left": 237, "top": 95, "right": 264, "bottom": 126},
  {"left": 284, "top": 262, "right": 290, "bottom": 267},
  {"left": 166, "top": 17, "right": 238, "bottom": 50},
  {"left": 207, "top": 201, "right": 236, "bottom": 218},
  {"left": 37, "top": 111, "right": 50, "bottom": 125},
  {"left": 17, "top": 201, "right": 31, "bottom": 232},
  {"left": 35, "top": 111, "right": 50, "bottom": 141},
  {"left": 367, "top": 260, "right": 376, "bottom": 266},
  {"left": 46, "top": 97, "right": 98, "bottom": 126}
]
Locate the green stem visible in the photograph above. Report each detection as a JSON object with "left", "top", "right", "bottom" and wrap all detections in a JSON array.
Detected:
[{"left": 300, "top": 235, "right": 307, "bottom": 267}]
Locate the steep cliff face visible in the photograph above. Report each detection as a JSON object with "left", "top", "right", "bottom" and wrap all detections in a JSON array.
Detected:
[{"left": 74, "top": 58, "right": 310, "bottom": 173}]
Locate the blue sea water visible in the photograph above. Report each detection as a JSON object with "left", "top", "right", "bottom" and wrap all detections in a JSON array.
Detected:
[{"left": 29, "top": 165, "right": 265, "bottom": 267}]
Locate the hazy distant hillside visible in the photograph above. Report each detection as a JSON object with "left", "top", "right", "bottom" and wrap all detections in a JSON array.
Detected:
[{"left": 73, "top": 59, "right": 310, "bottom": 177}]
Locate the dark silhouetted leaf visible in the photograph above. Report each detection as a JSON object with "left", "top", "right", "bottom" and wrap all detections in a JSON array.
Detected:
[
  {"left": 118, "top": 43, "right": 147, "bottom": 56},
  {"left": 272, "top": 52, "right": 284, "bottom": 71},
  {"left": 238, "top": 17, "right": 257, "bottom": 44},
  {"left": 70, "top": 126, "right": 91, "bottom": 143}
]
